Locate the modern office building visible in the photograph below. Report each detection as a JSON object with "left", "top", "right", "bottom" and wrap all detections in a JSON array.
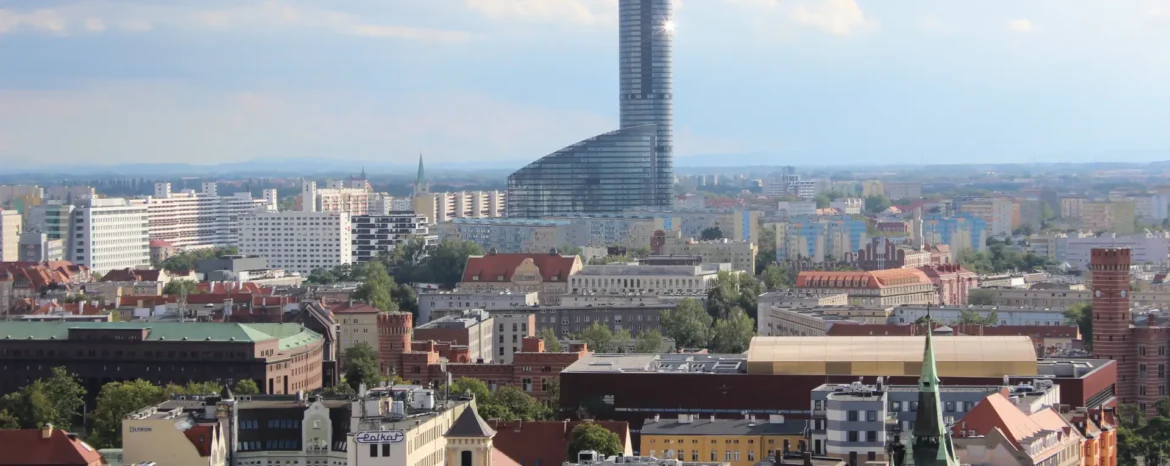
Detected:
[
  {"left": 17, "top": 231, "right": 63, "bottom": 262},
  {"left": 351, "top": 213, "right": 434, "bottom": 263},
  {"left": 68, "top": 198, "right": 151, "bottom": 274},
  {"left": 507, "top": 0, "right": 673, "bottom": 217},
  {"left": 414, "top": 309, "right": 496, "bottom": 364},
  {"left": 27, "top": 201, "right": 74, "bottom": 241},
  {"left": 238, "top": 211, "right": 352, "bottom": 275}
]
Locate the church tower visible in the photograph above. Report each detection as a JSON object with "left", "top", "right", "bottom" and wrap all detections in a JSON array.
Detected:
[
  {"left": 414, "top": 154, "right": 429, "bottom": 197},
  {"left": 906, "top": 308, "right": 959, "bottom": 466},
  {"left": 445, "top": 407, "right": 496, "bottom": 466}
]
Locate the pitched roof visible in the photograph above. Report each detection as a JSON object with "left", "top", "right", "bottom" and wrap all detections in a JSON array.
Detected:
[
  {"left": 956, "top": 393, "right": 1075, "bottom": 450},
  {"left": 149, "top": 239, "right": 173, "bottom": 247},
  {"left": 490, "top": 420, "right": 629, "bottom": 466},
  {"left": 446, "top": 407, "right": 496, "bottom": 438},
  {"left": 101, "top": 268, "right": 162, "bottom": 282},
  {"left": 461, "top": 253, "right": 580, "bottom": 283},
  {"left": 331, "top": 302, "right": 382, "bottom": 314},
  {"left": 182, "top": 423, "right": 217, "bottom": 457},
  {"left": 0, "top": 428, "right": 104, "bottom": 465}
]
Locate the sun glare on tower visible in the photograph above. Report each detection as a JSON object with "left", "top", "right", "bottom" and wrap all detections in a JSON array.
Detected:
[{"left": 662, "top": 19, "right": 676, "bottom": 34}]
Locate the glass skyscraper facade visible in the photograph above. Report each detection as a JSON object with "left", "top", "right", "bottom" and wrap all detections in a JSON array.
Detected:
[{"left": 508, "top": 0, "right": 674, "bottom": 218}]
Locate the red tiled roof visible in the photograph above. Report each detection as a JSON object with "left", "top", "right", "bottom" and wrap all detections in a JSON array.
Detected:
[
  {"left": 0, "top": 428, "right": 103, "bottom": 465},
  {"left": 182, "top": 424, "right": 217, "bottom": 457},
  {"left": 196, "top": 282, "right": 269, "bottom": 294},
  {"left": 461, "top": 253, "right": 579, "bottom": 284},
  {"left": 149, "top": 239, "right": 173, "bottom": 247},
  {"left": 493, "top": 448, "right": 522, "bottom": 466},
  {"left": 956, "top": 393, "right": 1077, "bottom": 451},
  {"left": 101, "top": 268, "right": 162, "bottom": 282},
  {"left": 490, "top": 420, "right": 629, "bottom": 466}
]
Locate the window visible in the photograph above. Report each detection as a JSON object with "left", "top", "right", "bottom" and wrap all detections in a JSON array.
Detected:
[
  {"left": 748, "top": 451, "right": 755, "bottom": 461},
  {"left": 866, "top": 431, "right": 877, "bottom": 442},
  {"left": 724, "top": 451, "right": 732, "bottom": 461},
  {"left": 710, "top": 452, "right": 716, "bottom": 461},
  {"left": 945, "top": 402, "right": 955, "bottom": 412},
  {"left": 847, "top": 410, "right": 858, "bottom": 421},
  {"left": 911, "top": 402, "right": 919, "bottom": 412},
  {"left": 866, "top": 410, "right": 876, "bottom": 421},
  {"left": 847, "top": 431, "right": 858, "bottom": 442},
  {"left": 369, "top": 444, "right": 378, "bottom": 457},
  {"left": 692, "top": 451, "right": 699, "bottom": 461}
]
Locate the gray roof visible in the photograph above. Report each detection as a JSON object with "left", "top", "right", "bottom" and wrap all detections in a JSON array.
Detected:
[
  {"left": 641, "top": 418, "right": 805, "bottom": 436},
  {"left": 446, "top": 407, "right": 496, "bottom": 438}
]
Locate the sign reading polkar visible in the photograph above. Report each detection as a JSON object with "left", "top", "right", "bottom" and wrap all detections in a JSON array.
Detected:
[{"left": 355, "top": 430, "right": 406, "bottom": 444}]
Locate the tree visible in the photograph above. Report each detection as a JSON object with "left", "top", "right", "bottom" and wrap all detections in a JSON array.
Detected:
[
  {"left": 41, "top": 367, "right": 86, "bottom": 429},
  {"left": 417, "top": 239, "right": 486, "bottom": 289},
  {"left": 538, "top": 327, "right": 563, "bottom": 352},
  {"left": 560, "top": 245, "right": 583, "bottom": 257},
  {"left": 633, "top": 330, "right": 665, "bottom": 353},
  {"left": 814, "top": 194, "right": 831, "bottom": 209},
  {"left": 1065, "top": 303, "right": 1092, "bottom": 348},
  {"left": 162, "top": 280, "right": 198, "bottom": 296},
  {"left": 343, "top": 342, "right": 386, "bottom": 392},
  {"left": 487, "top": 386, "right": 551, "bottom": 421},
  {"left": 234, "top": 379, "right": 260, "bottom": 396},
  {"left": 700, "top": 227, "right": 723, "bottom": 241},
  {"left": 761, "top": 264, "right": 790, "bottom": 290},
  {"left": 575, "top": 322, "right": 623, "bottom": 353},
  {"left": 450, "top": 378, "right": 490, "bottom": 402},
  {"left": 957, "top": 310, "right": 997, "bottom": 326},
  {"left": 755, "top": 222, "right": 777, "bottom": 275},
  {"left": 710, "top": 308, "right": 755, "bottom": 353},
  {"left": 967, "top": 288, "right": 997, "bottom": 305},
  {"left": 660, "top": 299, "right": 713, "bottom": 348},
  {"left": 307, "top": 267, "right": 340, "bottom": 285},
  {"left": 322, "top": 384, "right": 356, "bottom": 398},
  {"left": 567, "top": 423, "right": 624, "bottom": 460},
  {"left": 354, "top": 262, "right": 398, "bottom": 313},
  {"left": 0, "top": 382, "right": 55, "bottom": 429},
  {"left": 706, "top": 272, "right": 762, "bottom": 320},
  {"left": 0, "top": 410, "right": 19, "bottom": 429},
  {"left": 392, "top": 283, "right": 419, "bottom": 317},
  {"left": 864, "top": 195, "right": 891, "bottom": 213},
  {"left": 89, "top": 380, "right": 167, "bottom": 448}
]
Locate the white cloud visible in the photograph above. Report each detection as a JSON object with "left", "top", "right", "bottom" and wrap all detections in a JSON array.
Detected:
[
  {"left": 465, "top": 0, "right": 618, "bottom": 26},
  {"left": 1007, "top": 18, "right": 1033, "bottom": 33},
  {"left": 83, "top": 17, "right": 105, "bottom": 32},
  {"left": 0, "top": 81, "right": 617, "bottom": 166},
  {"left": 0, "top": 1, "right": 474, "bottom": 43},
  {"left": 724, "top": 0, "right": 875, "bottom": 36}
]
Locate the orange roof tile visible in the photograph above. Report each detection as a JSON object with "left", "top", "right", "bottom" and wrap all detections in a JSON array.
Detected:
[{"left": 461, "top": 253, "right": 580, "bottom": 284}]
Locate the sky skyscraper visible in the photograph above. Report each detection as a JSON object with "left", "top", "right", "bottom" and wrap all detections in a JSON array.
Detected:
[{"left": 506, "top": 0, "right": 674, "bottom": 218}]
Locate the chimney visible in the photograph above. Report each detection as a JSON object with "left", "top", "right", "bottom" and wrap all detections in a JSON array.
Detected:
[
  {"left": 653, "top": 414, "right": 660, "bottom": 423},
  {"left": 41, "top": 423, "right": 52, "bottom": 439}
]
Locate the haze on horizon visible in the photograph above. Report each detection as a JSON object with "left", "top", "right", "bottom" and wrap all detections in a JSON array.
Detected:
[{"left": 2, "top": 0, "right": 1170, "bottom": 168}]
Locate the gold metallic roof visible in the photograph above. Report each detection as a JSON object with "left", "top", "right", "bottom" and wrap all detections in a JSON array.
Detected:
[{"left": 745, "top": 335, "right": 1038, "bottom": 377}]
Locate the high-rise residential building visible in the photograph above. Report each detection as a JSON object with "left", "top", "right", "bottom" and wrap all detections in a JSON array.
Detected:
[
  {"left": 351, "top": 213, "right": 435, "bottom": 263},
  {"left": 239, "top": 211, "right": 352, "bottom": 275},
  {"left": 438, "top": 218, "right": 571, "bottom": 254},
  {"left": 0, "top": 210, "right": 20, "bottom": 261},
  {"left": 414, "top": 191, "right": 507, "bottom": 223},
  {"left": 68, "top": 198, "right": 151, "bottom": 274},
  {"left": 299, "top": 179, "right": 369, "bottom": 215},
  {"left": 1082, "top": 201, "right": 1135, "bottom": 234},
  {"left": 775, "top": 216, "right": 867, "bottom": 265},
  {"left": 883, "top": 182, "right": 923, "bottom": 201},
  {"left": 144, "top": 182, "right": 275, "bottom": 250},
  {"left": 507, "top": 0, "right": 673, "bottom": 217},
  {"left": 958, "top": 198, "right": 1014, "bottom": 236},
  {"left": 1061, "top": 196, "right": 1087, "bottom": 220},
  {"left": 922, "top": 214, "right": 987, "bottom": 259}
]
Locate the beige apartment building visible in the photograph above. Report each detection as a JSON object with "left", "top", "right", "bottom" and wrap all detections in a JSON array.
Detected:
[
  {"left": 122, "top": 405, "right": 229, "bottom": 466},
  {"left": 658, "top": 238, "right": 757, "bottom": 274},
  {"left": 1061, "top": 196, "right": 1087, "bottom": 220},
  {"left": 1081, "top": 201, "right": 1135, "bottom": 234},
  {"left": 414, "top": 191, "right": 506, "bottom": 223}
]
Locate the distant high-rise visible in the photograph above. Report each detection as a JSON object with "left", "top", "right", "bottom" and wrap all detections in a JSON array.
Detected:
[{"left": 507, "top": 0, "right": 674, "bottom": 218}]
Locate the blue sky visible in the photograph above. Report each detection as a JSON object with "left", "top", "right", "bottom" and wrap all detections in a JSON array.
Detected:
[{"left": 2, "top": 0, "right": 1170, "bottom": 169}]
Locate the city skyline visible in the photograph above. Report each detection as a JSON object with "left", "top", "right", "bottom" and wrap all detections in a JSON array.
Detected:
[{"left": 2, "top": 0, "right": 1170, "bottom": 168}]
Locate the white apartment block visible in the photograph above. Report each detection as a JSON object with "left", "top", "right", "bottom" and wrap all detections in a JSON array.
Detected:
[
  {"left": 301, "top": 180, "right": 369, "bottom": 215},
  {"left": 569, "top": 263, "right": 735, "bottom": 295},
  {"left": 351, "top": 213, "right": 436, "bottom": 263},
  {"left": 491, "top": 313, "right": 535, "bottom": 364},
  {"left": 413, "top": 191, "right": 505, "bottom": 223},
  {"left": 239, "top": 211, "right": 352, "bottom": 275},
  {"left": 68, "top": 198, "right": 151, "bottom": 274},
  {"left": 0, "top": 210, "right": 20, "bottom": 261},
  {"left": 145, "top": 182, "right": 275, "bottom": 250}
]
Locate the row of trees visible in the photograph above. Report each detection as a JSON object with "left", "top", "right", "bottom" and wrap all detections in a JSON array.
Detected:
[
  {"left": 559, "top": 323, "right": 667, "bottom": 354},
  {"left": 0, "top": 366, "right": 260, "bottom": 449},
  {"left": 308, "top": 262, "right": 418, "bottom": 315},
  {"left": 307, "top": 238, "right": 487, "bottom": 292},
  {"left": 447, "top": 378, "right": 553, "bottom": 421},
  {"left": 660, "top": 299, "right": 755, "bottom": 353},
  {"left": 156, "top": 246, "right": 238, "bottom": 272},
  {"left": 958, "top": 238, "right": 1054, "bottom": 275}
]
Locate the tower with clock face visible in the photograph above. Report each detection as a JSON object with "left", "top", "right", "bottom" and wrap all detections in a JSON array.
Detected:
[{"left": 1090, "top": 247, "right": 1135, "bottom": 402}]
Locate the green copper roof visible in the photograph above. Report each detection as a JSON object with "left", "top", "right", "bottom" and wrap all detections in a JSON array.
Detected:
[{"left": 0, "top": 322, "right": 322, "bottom": 350}]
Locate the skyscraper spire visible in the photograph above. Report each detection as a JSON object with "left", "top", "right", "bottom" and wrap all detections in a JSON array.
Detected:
[
  {"left": 414, "top": 153, "right": 428, "bottom": 196},
  {"left": 906, "top": 305, "right": 959, "bottom": 466}
]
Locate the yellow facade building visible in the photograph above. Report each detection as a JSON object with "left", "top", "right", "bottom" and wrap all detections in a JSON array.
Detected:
[{"left": 641, "top": 414, "right": 806, "bottom": 466}]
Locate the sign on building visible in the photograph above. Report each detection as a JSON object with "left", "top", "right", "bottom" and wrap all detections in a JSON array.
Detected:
[{"left": 355, "top": 430, "right": 406, "bottom": 444}]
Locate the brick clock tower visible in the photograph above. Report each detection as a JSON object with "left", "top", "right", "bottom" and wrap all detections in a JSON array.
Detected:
[{"left": 1090, "top": 248, "right": 1135, "bottom": 403}]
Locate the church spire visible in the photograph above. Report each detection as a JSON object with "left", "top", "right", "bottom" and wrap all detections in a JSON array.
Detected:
[
  {"left": 907, "top": 305, "right": 959, "bottom": 466},
  {"left": 414, "top": 153, "right": 428, "bottom": 196}
]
